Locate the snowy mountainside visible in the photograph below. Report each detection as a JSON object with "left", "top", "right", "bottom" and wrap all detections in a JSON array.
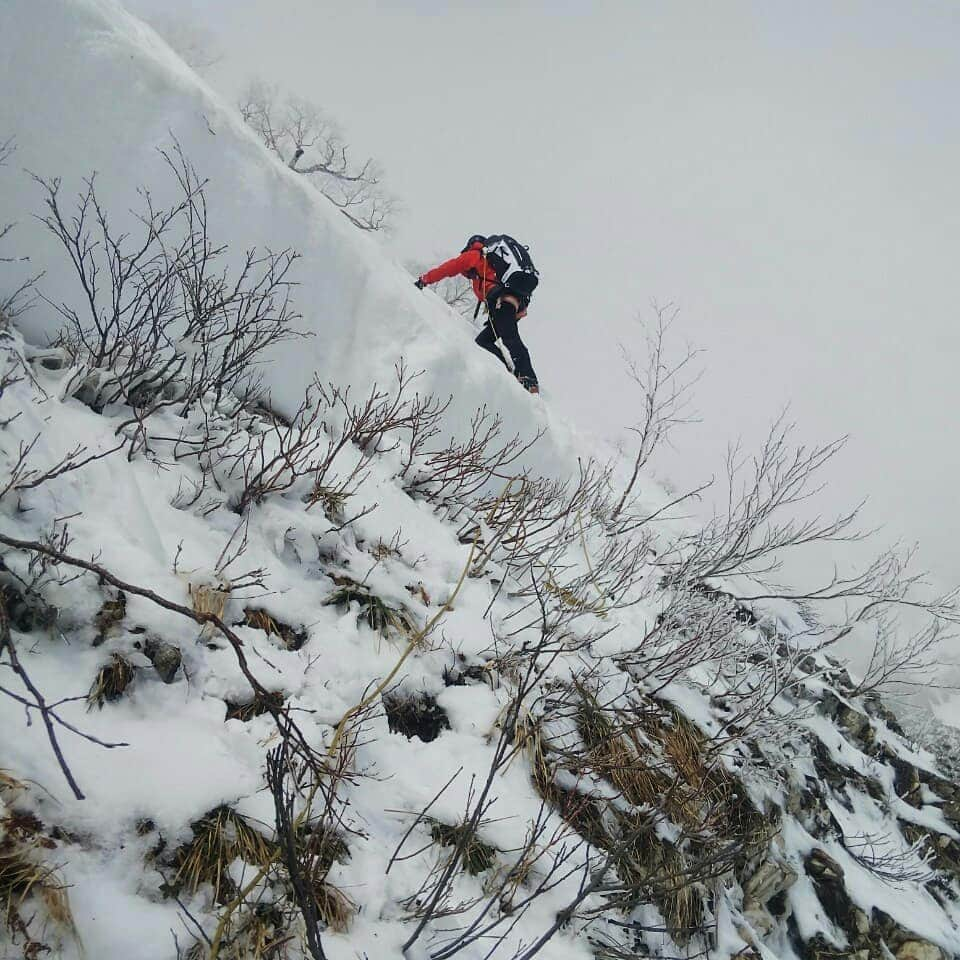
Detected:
[
  {"left": 2, "top": 319, "right": 959, "bottom": 960},
  {"left": 1, "top": 3, "right": 960, "bottom": 960},
  {"left": 0, "top": 0, "right": 579, "bottom": 480}
]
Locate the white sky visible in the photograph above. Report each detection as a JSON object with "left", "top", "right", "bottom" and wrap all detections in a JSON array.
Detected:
[{"left": 127, "top": 0, "right": 960, "bottom": 599}]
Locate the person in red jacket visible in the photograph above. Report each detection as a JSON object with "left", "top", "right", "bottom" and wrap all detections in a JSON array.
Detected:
[{"left": 415, "top": 235, "right": 540, "bottom": 394}]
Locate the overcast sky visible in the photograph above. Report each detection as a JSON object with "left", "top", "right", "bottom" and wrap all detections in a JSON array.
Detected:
[{"left": 128, "top": 0, "right": 960, "bottom": 599}]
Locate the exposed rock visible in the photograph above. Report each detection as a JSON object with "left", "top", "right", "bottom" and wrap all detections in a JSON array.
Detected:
[
  {"left": 891, "top": 756, "right": 924, "bottom": 808},
  {"left": 743, "top": 856, "right": 799, "bottom": 933},
  {"left": 142, "top": 637, "right": 182, "bottom": 684},
  {"left": 862, "top": 692, "right": 906, "bottom": 735},
  {"left": 802, "top": 846, "right": 858, "bottom": 940},
  {"left": 805, "top": 848, "right": 844, "bottom": 881},
  {"left": 896, "top": 941, "right": 944, "bottom": 960},
  {"left": 942, "top": 800, "right": 960, "bottom": 824},
  {"left": 443, "top": 661, "right": 489, "bottom": 687},
  {"left": 822, "top": 691, "right": 872, "bottom": 743}
]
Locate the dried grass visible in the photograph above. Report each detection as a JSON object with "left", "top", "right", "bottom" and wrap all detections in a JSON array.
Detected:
[
  {"left": 0, "top": 771, "right": 25, "bottom": 800},
  {"left": 93, "top": 591, "right": 126, "bottom": 642},
  {"left": 190, "top": 580, "right": 231, "bottom": 640},
  {"left": 324, "top": 577, "right": 417, "bottom": 640},
  {"left": 86, "top": 652, "right": 135, "bottom": 709},
  {"left": 302, "top": 827, "right": 349, "bottom": 876},
  {"left": 242, "top": 607, "right": 307, "bottom": 650},
  {"left": 529, "top": 689, "right": 772, "bottom": 946},
  {"left": 224, "top": 690, "right": 286, "bottom": 723},
  {"left": 300, "top": 825, "right": 354, "bottom": 933},
  {"left": 383, "top": 690, "right": 450, "bottom": 742},
  {"left": 214, "top": 903, "right": 291, "bottom": 960},
  {"left": 305, "top": 483, "right": 348, "bottom": 518},
  {"left": 611, "top": 812, "right": 702, "bottom": 937},
  {"left": 312, "top": 880, "right": 356, "bottom": 933},
  {"left": 545, "top": 577, "right": 606, "bottom": 617},
  {"left": 428, "top": 819, "right": 498, "bottom": 876},
  {"left": 370, "top": 539, "right": 402, "bottom": 561},
  {"left": 576, "top": 692, "right": 669, "bottom": 811},
  {"left": 0, "top": 840, "right": 72, "bottom": 926},
  {"left": 0, "top": 776, "right": 76, "bottom": 952},
  {"left": 172, "top": 806, "right": 276, "bottom": 904}
]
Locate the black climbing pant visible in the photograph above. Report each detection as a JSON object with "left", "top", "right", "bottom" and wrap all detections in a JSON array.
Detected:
[{"left": 475, "top": 296, "right": 538, "bottom": 387}]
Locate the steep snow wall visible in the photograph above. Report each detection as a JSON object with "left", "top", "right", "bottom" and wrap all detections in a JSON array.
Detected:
[{"left": 0, "top": 0, "right": 583, "bottom": 481}]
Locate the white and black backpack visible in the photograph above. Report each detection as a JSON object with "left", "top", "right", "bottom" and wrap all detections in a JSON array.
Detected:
[{"left": 483, "top": 235, "right": 539, "bottom": 299}]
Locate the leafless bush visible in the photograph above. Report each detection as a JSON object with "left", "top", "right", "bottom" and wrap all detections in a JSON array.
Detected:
[
  {"left": 0, "top": 527, "right": 130, "bottom": 800},
  {"left": 0, "top": 137, "right": 13, "bottom": 180},
  {"left": 36, "top": 143, "right": 303, "bottom": 422},
  {"left": 612, "top": 303, "right": 702, "bottom": 522},
  {"left": 462, "top": 460, "right": 652, "bottom": 632},
  {"left": 240, "top": 81, "right": 397, "bottom": 232},
  {"left": 612, "top": 313, "right": 957, "bottom": 700},
  {"left": 338, "top": 362, "right": 450, "bottom": 460},
  {"left": 396, "top": 577, "right": 596, "bottom": 958},
  {"left": 660, "top": 416, "right": 960, "bottom": 694},
  {"left": 0, "top": 528, "right": 327, "bottom": 802},
  {"left": 842, "top": 831, "right": 935, "bottom": 885},
  {"left": 401, "top": 406, "right": 543, "bottom": 514},
  {"left": 178, "top": 364, "right": 447, "bottom": 522},
  {"left": 0, "top": 432, "right": 124, "bottom": 503},
  {"left": 0, "top": 138, "right": 41, "bottom": 319},
  {"left": 219, "top": 383, "right": 337, "bottom": 514}
]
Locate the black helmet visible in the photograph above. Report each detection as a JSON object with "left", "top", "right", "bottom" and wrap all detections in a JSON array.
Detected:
[{"left": 462, "top": 234, "right": 487, "bottom": 252}]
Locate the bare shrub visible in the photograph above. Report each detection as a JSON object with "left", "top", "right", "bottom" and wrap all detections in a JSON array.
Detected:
[
  {"left": 664, "top": 413, "right": 861, "bottom": 584},
  {"left": 394, "top": 576, "right": 601, "bottom": 958},
  {"left": 36, "top": 143, "right": 304, "bottom": 423},
  {"left": 174, "top": 363, "right": 445, "bottom": 524},
  {"left": 240, "top": 81, "right": 397, "bottom": 232},
  {"left": 401, "top": 406, "right": 543, "bottom": 515},
  {"left": 0, "top": 137, "right": 41, "bottom": 319},
  {"left": 0, "top": 433, "right": 125, "bottom": 503},
  {"left": 612, "top": 302, "right": 702, "bottom": 522},
  {"left": 0, "top": 774, "right": 77, "bottom": 955}
]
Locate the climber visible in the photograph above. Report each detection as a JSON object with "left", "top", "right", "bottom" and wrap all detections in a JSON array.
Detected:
[{"left": 415, "top": 234, "right": 540, "bottom": 395}]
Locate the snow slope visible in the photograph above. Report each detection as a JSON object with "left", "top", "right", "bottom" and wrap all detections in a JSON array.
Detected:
[
  {"left": 2, "top": 4, "right": 960, "bottom": 960},
  {"left": 0, "top": 0, "right": 586, "bottom": 483}
]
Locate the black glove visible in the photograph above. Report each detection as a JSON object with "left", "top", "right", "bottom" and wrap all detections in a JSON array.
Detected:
[{"left": 414, "top": 277, "right": 426, "bottom": 290}]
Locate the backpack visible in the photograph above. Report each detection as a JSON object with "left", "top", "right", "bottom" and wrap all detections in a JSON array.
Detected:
[{"left": 482, "top": 235, "right": 539, "bottom": 299}]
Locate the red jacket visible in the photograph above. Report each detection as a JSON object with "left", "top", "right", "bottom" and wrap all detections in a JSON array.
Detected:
[{"left": 420, "top": 241, "right": 501, "bottom": 304}]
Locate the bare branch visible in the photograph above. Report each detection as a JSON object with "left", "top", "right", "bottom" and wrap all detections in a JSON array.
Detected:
[
  {"left": 239, "top": 82, "right": 397, "bottom": 232},
  {"left": 612, "top": 302, "right": 702, "bottom": 521}
]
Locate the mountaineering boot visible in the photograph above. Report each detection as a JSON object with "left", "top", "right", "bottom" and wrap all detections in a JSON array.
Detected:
[{"left": 518, "top": 375, "right": 539, "bottom": 395}]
